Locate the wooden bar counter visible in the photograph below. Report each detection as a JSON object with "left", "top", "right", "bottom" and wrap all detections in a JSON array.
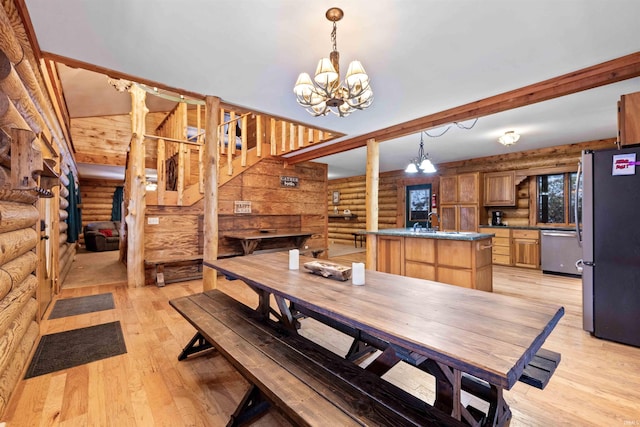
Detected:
[{"left": 367, "top": 228, "right": 494, "bottom": 292}]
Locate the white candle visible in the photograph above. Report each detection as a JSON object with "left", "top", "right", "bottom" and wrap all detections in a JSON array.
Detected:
[
  {"left": 289, "top": 249, "right": 299, "bottom": 270},
  {"left": 351, "top": 262, "right": 365, "bottom": 285}
]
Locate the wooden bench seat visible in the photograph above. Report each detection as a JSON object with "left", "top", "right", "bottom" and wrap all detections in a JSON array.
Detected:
[
  {"left": 170, "top": 290, "right": 464, "bottom": 427},
  {"left": 144, "top": 255, "right": 203, "bottom": 287}
]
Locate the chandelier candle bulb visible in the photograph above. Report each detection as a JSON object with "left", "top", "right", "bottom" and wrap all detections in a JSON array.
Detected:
[
  {"left": 289, "top": 249, "right": 299, "bottom": 270},
  {"left": 351, "top": 262, "right": 365, "bottom": 285}
]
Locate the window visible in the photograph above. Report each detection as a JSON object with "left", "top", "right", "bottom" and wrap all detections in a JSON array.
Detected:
[
  {"left": 405, "top": 184, "right": 432, "bottom": 227},
  {"left": 537, "top": 172, "right": 579, "bottom": 225}
]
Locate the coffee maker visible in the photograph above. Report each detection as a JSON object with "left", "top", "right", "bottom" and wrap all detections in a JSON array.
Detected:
[{"left": 491, "top": 211, "right": 505, "bottom": 226}]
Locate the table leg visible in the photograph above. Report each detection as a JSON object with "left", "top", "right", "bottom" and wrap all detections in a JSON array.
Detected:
[
  {"left": 241, "top": 240, "right": 260, "bottom": 255},
  {"left": 420, "top": 360, "right": 490, "bottom": 427},
  {"left": 274, "top": 295, "right": 297, "bottom": 331}
]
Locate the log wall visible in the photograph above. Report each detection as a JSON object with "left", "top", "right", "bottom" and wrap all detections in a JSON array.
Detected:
[
  {"left": 327, "top": 138, "right": 614, "bottom": 243},
  {"left": 58, "top": 170, "right": 75, "bottom": 285},
  {"left": 0, "top": 0, "right": 80, "bottom": 414},
  {"left": 78, "top": 178, "right": 123, "bottom": 247},
  {"left": 0, "top": 198, "right": 38, "bottom": 415},
  {"left": 327, "top": 171, "right": 405, "bottom": 245}
]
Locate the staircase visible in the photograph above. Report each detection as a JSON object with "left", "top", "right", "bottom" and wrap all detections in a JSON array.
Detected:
[{"left": 143, "top": 104, "right": 344, "bottom": 207}]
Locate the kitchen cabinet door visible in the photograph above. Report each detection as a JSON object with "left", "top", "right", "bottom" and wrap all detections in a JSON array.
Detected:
[
  {"left": 484, "top": 171, "right": 516, "bottom": 206},
  {"left": 458, "top": 205, "right": 479, "bottom": 232},
  {"left": 619, "top": 91, "right": 640, "bottom": 146},
  {"left": 512, "top": 230, "right": 540, "bottom": 269},
  {"left": 377, "top": 236, "right": 404, "bottom": 275},
  {"left": 439, "top": 176, "right": 458, "bottom": 204},
  {"left": 457, "top": 173, "right": 480, "bottom": 204},
  {"left": 439, "top": 205, "right": 457, "bottom": 231}
]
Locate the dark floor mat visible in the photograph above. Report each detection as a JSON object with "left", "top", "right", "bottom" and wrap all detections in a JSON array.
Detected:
[
  {"left": 24, "top": 321, "right": 127, "bottom": 379},
  {"left": 48, "top": 293, "right": 115, "bottom": 319}
]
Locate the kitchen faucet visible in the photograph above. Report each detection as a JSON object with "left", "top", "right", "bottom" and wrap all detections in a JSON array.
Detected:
[
  {"left": 412, "top": 222, "right": 422, "bottom": 231},
  {"left": 427, "top": 211, "right": 440, "bottom": 229}
]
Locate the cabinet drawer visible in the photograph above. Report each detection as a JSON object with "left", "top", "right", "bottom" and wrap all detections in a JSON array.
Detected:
[
  {"left": 491, "top": 228, "right": 511, "bottom": 238},
  {"left": 492, "top": 254, "right": 512, "bottom": 265},
  {"left": 512, "top": 229, "right": 539, "bottom": 239},
  {"left": 493, "top": 236, "right": 510, "bottom": 247},
  {"left": 492, "top": 245, "right": 511, "bottom": 256}
]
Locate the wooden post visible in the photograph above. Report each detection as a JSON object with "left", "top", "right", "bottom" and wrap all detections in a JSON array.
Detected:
[
  {"left": 365, "top": 138, "right": 379, "bottom": 271},
  {"left": 270, "top": 118, "right": 277, "bottom": 155},
  {"left": 156, "top": 138, "right": 166, "bottom": 204},
  {"left": 203, "top": 96, "right": 220, "bottom": 291},
  {"left": 256, "top": 115, "right": 263, "bottom": 157},
  {"left": 241, "top": 114, "right": 247, "bottom": 166},
  {"left": 126, "top": 85, "right": 147, "bottom": 287},
  {"left": 197, "top": 105, "right": 204, "bottom": 193}
]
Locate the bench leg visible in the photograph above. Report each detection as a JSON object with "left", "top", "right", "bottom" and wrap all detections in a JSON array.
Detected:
[
  {"left": 156, "top": 264, "right": 165, "bottom": 287},
  {"left": 178, "top": 332, "right": 214, "bottom": 361},
  {"left": 227, "top": 384, "right": 271, "bottom": 427},
  {"left": 345, "top": 336, "right": 377, "bottom": 361}
]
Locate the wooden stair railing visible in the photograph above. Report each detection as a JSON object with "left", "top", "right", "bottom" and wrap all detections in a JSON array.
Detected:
[{"left": 142, "top": 103, "right": 344, "bottom": 207}]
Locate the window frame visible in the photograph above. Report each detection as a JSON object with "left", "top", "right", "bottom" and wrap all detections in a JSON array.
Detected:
[{"left": 534, "top": 170, "right": 579, "bottom": 227}]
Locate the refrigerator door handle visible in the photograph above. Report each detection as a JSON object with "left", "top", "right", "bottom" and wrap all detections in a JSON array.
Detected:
[{"left": 575, "top": 159, "right": 582, "bottom": 247}]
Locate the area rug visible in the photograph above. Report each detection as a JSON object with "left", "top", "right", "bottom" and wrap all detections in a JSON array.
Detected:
[
  {"left": 48, "top": 293, "right": 115, "bottom": 319},
  {"left": 24, "top": 321, "right": 127, "bottom": 379}
]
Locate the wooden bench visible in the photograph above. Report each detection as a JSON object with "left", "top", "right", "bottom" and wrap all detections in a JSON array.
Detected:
[
  {"left": 144, "top": 255, "right": 203, "bottom": 287},
  {"left": 170, "top": 290, "right": 465, "bottom": 427}
]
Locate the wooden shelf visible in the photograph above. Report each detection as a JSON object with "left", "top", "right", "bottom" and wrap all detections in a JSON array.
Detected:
[{"left": 329, "top": 214, "right": 358, "bottom": 220}]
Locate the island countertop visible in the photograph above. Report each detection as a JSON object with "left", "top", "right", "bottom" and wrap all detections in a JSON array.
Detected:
[{"left": 362, "top": 228, "right": 494, "bottom": 241}]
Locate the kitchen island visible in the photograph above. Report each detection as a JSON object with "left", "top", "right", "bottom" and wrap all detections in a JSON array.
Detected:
[{"left": 365, "top": 228, "right": 494, "bottom": 292}]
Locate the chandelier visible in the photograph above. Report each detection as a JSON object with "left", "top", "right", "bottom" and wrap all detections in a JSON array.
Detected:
[
  {"left": 293, "top": 7, "right": 373, "bottom": 117},
  {"left": 405, "top": 132, "right": 437, "bottom": 173}
]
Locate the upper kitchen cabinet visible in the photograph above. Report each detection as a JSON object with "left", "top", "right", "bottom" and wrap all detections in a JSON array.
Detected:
[
  {"left": 440, "top": 172, "right": 481, "bottom": 204},
  {"left": 618, "top": 91, "right": 640, "bottom": 146},
  {"left": 484, "top": 170, "right": 516, "bottom": 206}
]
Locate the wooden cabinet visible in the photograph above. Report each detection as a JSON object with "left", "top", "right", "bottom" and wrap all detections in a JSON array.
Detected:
[
  {"left": 439, "top": 175, "right": 459, "bottom": 204},
  {"left": 439, "top": 172, "right": 482, "bottom": 232},
  {"left": 512, "top": 229, "right": 540, "bottom": 269},
  {"left": 618, "top": 91, "right": 640, "bottom": 146},
  {"left": 377, "top": 234, "right": 492, "bottom": 291},
  {"left": 377, "top": 236, "right": 404, "bottom": 275},
  {"left": 404, "top": 237, "right": 436, "bottom": 281},
  {"left": 484, "top": 171, "right": 516, "bottom": 206},
  {"left": 479, "top": 227, "right": 512, "bottom": 266}
]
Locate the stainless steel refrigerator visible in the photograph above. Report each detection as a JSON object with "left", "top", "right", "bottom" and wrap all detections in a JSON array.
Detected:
[{"left": 577, "top": 146, "right": 640, "bottom": 347}]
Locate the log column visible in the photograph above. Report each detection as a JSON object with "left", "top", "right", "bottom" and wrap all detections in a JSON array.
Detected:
[
  {"left": 203, "top": 96, "right": 220, "bottom": 291},
  {"left": 365, "top": 138, "right": 379, "bottom": 270},
  {"left": 126, "top": 85, "right": 147, "bottom": 287}
]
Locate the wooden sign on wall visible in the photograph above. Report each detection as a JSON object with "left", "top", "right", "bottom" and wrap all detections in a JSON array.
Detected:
[
  {"left": 234, "top": 201, "right": 252, "bottom": 214},
  {"left": 280, "top": 176, "right": 299, "bottom": 188}
]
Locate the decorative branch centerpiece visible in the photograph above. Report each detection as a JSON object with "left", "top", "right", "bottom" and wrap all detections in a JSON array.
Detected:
[{"left": 303, "top": 260, "right": 352, "bottom": 281}]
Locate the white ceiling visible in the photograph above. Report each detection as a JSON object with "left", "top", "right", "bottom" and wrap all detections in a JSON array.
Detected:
[{"left": 24, "top": 0, "right": 640, "bottom": 179}]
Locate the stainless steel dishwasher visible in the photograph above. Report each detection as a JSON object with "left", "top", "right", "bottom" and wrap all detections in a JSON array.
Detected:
[{"left": 541, "top": 230, "right": 582, "bottom": 277}]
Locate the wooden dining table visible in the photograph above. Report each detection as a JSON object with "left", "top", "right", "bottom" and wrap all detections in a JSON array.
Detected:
[
  {"left": 223, "top": 229, "right": 314, "bottom": 255},
  {"left": 205, "top": 252, "right": 564, "bottom": 426}
]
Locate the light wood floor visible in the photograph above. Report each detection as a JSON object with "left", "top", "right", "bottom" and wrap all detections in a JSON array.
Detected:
[{"left": 3, "top": 255, "right": 640, "bottom": 426}]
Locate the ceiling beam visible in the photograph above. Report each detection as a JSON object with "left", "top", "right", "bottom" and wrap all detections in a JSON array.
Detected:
[{"left": 286, "top": 51, "right": 640, "bottom": 164}]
